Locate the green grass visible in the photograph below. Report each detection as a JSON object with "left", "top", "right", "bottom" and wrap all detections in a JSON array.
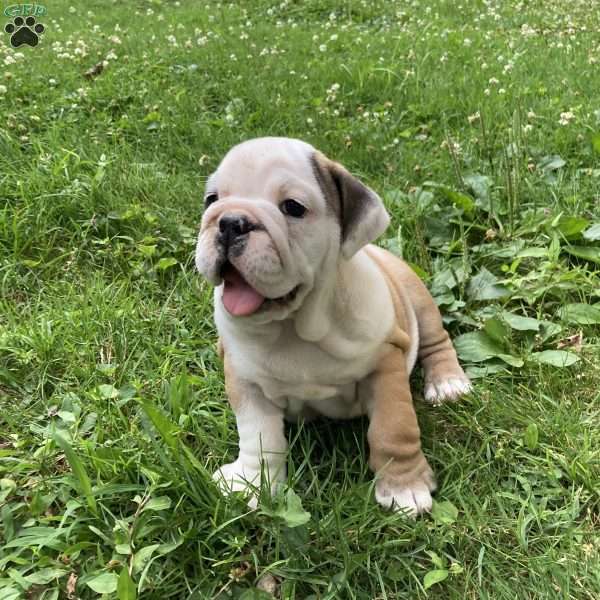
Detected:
[{"left": 1, "top": 0, "right": 599, "bottom": 598}]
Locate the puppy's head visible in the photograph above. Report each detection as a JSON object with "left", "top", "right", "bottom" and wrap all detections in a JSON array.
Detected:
[{"left": 195, "top": 137, "right": 389, "bottom": 322}]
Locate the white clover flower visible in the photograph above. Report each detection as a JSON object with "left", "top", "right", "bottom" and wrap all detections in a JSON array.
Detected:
[
  {"left": 527, "top": 110, "right": 536, "bottom": 119},
  {"left": 488, "top": 77, "right": 499, "bottom": 85},
  {"left": 0, "top": 84, "right": 7, "bottom": 95},
  {"left": 463, "top": 38, "right": 472, "bottom": 47},
  {"left": 319, "top": 44, "right": 327, "bottom": 52},
  {"left": 498, "top": 88, "right": 506, "bottom": 94},
  {"left": 559, "top": 111, "right": 575, "bottom": 125},
  {"left": 468, "top": 111, "right": 480, "bottom": 123}
]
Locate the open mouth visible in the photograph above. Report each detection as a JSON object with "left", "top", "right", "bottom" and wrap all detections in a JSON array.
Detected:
[{"left": 219, "top": 261, "right": 299, "bottom": 317}]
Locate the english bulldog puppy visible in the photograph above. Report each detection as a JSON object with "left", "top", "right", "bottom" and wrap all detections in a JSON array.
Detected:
[{"left": 195, "top": 137, "right": 471, "bottom": 516}]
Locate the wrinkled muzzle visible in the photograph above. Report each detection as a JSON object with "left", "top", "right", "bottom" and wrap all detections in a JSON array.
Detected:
[{"left": 195, "top": 199, "right": 303, "bottom": 317}]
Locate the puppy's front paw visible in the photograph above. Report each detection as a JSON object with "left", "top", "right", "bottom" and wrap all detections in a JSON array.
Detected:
[
  {"left": 375, "top": 467, "right": 436, "bottom": 517},
  {"left": 213, "top": 460, "right": 286, "bottom": 508},
  {"left": 424, "top": 371, "right": 471, "bottom": 405}
]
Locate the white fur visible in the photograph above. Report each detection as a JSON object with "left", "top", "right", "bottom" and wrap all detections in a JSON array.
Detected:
[
  {"left": 424, "top": 376, "right": 472, "bottom": 405},
  {"left": 375, "top": 479, "right": 434, "bottom": 517},
  {"left": 213, "top": 388, "right": 287, "bottom": 506}
]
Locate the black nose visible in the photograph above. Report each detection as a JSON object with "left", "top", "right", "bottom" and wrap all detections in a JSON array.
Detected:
[{"left": 218, "top": 214, "right": 254, "bottom": 247}]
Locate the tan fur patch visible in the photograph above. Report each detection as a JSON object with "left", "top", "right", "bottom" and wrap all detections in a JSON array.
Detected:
[{"left": 365, "top": 245, "right": 466, "bottom": 393}]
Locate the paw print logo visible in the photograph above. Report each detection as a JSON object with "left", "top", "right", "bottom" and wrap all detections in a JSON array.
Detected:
[{"left": 4, "top": 16, "right": 45, "bottom": 48}]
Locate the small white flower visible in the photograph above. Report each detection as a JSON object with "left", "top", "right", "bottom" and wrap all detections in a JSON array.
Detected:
[
  {"left": 0, "top": 84, "right": 7, "bottom": 95},
  {"left": 488, "top": 77, "right": 499, "bottom": 85},
  {"left": 559, "top": 111, "right": 575, "bottom": 126},
  {"left": 468, "top": 111, "right": 480, "bottom": 123},
  {"left": 498, "top": 88, "right": 506, "bottom": 94},
  {"left": 319, "top": 44, "right": 327, "bottom": 52}
]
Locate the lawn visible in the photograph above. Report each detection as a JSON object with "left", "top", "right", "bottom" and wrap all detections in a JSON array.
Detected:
[{"left": 0, "top": 0, "right": 599, "bottom": 598}]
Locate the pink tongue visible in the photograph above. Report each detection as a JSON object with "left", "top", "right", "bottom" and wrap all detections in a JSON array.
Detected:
[{"left": 222, "top": 267, "right": 265, "bottom": 316}]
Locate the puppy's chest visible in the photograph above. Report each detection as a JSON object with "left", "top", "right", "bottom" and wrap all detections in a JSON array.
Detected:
[{"left": 233, "top": 331, "right": 380, "bottom": 403}]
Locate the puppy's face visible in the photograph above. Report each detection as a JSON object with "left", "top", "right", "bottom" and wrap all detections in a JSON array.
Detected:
[{"left": 195, "top": 137, "right": 389, "bottom": 322}]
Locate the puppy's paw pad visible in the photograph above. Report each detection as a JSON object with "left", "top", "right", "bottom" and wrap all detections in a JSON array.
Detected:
[
  {"left": 424, "top": 375, "right": 472, "bottom": 404},
  {"left": 375, "top": 480, "right": 433, "bottom": 517}
]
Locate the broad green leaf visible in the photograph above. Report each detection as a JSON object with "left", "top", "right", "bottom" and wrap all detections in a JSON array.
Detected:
[
  {"left": 156, "top": 535, "right": 184, "bottom": 556},
  {"left": 423, "top": 569, "right": 449, "bottom": 589},
  {"left": 86, "top": 572, "right": 118, "bottom": 594},
  {"left": 530, "top": 351, "right": 579, "bottom": 367},
  {"left": 465, "top": 363, "right": 508, "bottom": 379},
  {"left": 467, "top": 268, "right": 510, "bottom": 301},
  {"left": 558, "top": 303, "right": 600, "bottom": 325},
  {"left": 464, "top": 173, "right": 492, "bottom": 201},
  {"left": 537, "top": 155, "right": 566, "bottom": 171},
  {"left": 442, "top": 188, "right": 475, "bottom": 214},
  {"left": 431, "top": 500, "right": 458, "bottom": 525},
  {"left": 138, "top": 244, "right": 157, "bottom": 257},
  {"left": 275, "top": 489, "right": 311, "bottom": 528},
  {"left": 24, "top": 568, "right": 68, "bottom": 585},
  {"left": 98, "top": 384, "right": 119, "bottom": 399},
  {"left": 483, "top": 318, "right": 510, "bottom": 346},
  {"left": 52, "top": 431, "right": 96, "bottom": 513},
  {"left": 563, "top": 245, "right": 600, "bottom": 264},
  {"left": 592, "top": 132, "right": 600, "bottom": 155},
  {"left": 552, "top": 215, "right": 589, "bottom": 238},
  {"left": 117, "top": 569, "right": 137, "bottom": 600},
  {"left": 501, "top": 311, "right": 541, "bottom": 331},
  {"left": 453, "top": 331, "right": 504, "bottom": 362},
  {"left": 524, "top": 423, "right": 539, "bottom": 450},
  {"left": 424, "top": 181, "right": 475, "bottom": 214},
  {"left": 156, "top": 257, "right": 178, "bottom": 271},
  {"left": 516, "top": 247, "right": 548, "bottom": 258},
  {"left": 582, "top": 223, "right": 600, "bottom": 241},
  {"left": 539, "top": 321, "right": 562, "bottom": 342},
  {"left": 142, "top": 496, "right": 171, "bottom": 512},
  {"left": 132, "top": 544, "right": 160, "bottom": 574},
  {"left": 497, "top": 354, "right": 524, "bottom": 367},
  {"left": 425, "top": 550, "right": 445, "bottom": 569}
]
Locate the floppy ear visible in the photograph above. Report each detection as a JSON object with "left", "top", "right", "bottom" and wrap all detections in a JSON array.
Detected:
[{"left": 310, "top": 151, "right": 390, "bottom": 259}]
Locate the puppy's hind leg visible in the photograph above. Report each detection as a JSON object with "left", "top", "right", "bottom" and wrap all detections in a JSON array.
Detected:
[
  {"left": 411, "top": 283, "right": 471, "bottom": 404},
  {"left": 385, "top": 260, "right": 471, "bottom": 403}
]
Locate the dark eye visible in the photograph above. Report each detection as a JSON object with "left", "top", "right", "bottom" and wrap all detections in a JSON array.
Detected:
[
  {"left": 205, "top": 192, "right": 218, "bottom": 208},
  {"left": 280, "top": 199, "right": 307, "bottom": 218}
]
